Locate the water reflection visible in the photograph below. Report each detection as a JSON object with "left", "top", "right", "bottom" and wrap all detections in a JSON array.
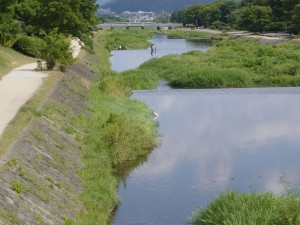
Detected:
[
  {"left": 112, "top": 87, "right": 300, "bottom": 225},
  {"left": 110, "top": 35, "right": 211, "bottom": 72}
]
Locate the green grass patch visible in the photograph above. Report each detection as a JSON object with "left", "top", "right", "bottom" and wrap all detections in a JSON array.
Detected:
[
  {"left": 103, "top": 28, "right": 159, "bottom": 50},
  {"left": 0, "top": 45, "right": 35, "bottom": 79},
  {"left": 11, "top": 181, "right": 23, "bottom": 194},
  {"left": 166, "top": 29, "right": 215, "bottom": 39},
  {"left": 188, "top": 190, "right": 300, "bottom": 225}
]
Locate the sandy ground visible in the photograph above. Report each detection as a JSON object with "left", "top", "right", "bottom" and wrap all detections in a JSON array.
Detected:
[
  {"left": 0, "top": 63, "right": 47, "bottom": 136},
  {"left": 0, "top": 39, "right": 83, "bottom": 137}
]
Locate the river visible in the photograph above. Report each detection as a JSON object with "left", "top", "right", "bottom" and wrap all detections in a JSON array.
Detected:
[
  {"left": 110, "top": 36, "right": 300, "bottom": 225},
  {"left": 110, "top": 34, "right": 210, "bottom": 72}
]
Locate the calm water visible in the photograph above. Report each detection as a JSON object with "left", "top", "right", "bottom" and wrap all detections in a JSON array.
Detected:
[
  {"left": 110, "top": 37, "right": 300, "bottom": 225},
  {"left": 110, "top": 35, "right": 210, "bottom": 72}
]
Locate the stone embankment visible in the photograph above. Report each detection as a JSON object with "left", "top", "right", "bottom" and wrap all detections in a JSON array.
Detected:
[{"left": 0, "top": 50, "right": 99, "bottom": 224}]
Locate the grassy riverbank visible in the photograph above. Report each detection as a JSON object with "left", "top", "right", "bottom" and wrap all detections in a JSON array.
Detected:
[
  {"left": 188, "top": 190, "right": 300, "bottom": 225},
  {"left": 120, "top": 38, "right": 300, "bottom": 89},
  {"left": 76, "top": 30, "right": 158, "bottom": 224}
]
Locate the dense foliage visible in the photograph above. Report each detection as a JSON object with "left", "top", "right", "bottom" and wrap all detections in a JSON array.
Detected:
[
  {"left": 0, "top": 0, "right": 98, "bottom": 40},
  {"left": 0, "top": 0, "right": 98, "bottom": 69},
  {"left": 172, "top": 0, "right": 300, "bottom": 34},
  {"left": 12, "top": 36, "right": 46, "bottom": 58}
]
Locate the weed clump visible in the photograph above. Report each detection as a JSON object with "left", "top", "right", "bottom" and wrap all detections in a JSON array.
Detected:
[{"left": 188, "top": 190, "right": 300, "bottom": 225}]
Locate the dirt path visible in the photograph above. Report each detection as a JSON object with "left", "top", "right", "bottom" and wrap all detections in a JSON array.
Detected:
[{"left": 0, "top": 63, "right": 47, "bottom": 136}]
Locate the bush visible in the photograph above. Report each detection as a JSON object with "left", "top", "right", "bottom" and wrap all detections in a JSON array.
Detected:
[
  {"left": 12, "top": 36, "right": 46, "bottom": 58},
  {"left": 40, "top": 29, "right": 73, "bottom": 70}
]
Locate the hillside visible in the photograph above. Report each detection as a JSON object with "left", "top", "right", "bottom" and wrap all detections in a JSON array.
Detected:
[{"left": 102, "top": 0, "right": 213, "bottom": 13}]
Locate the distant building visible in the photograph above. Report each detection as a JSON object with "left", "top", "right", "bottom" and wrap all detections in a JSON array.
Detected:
[
  {"left": 97, "top": 8, "right": 116, "bottom": 15},
  {"left": 121, "top": 11, "right": 155, "bottom": 22}
]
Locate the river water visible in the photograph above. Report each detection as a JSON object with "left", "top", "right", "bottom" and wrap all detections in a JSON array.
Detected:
[
  {"left": 110, "top": 34, "right": 210, "bottom": 72},
  {"left": 110, "top": 36, "right": 300, "bottom": 225}
]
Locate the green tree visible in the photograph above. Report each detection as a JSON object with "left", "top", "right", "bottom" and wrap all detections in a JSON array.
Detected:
[
  {"left": 39, "top": 0, "right": 98, "bottom": 38},
  {"left": 7, "top": 0, "right": 41, "bottom": 26},
  {"left": 0, "top": 14, "right": 22, "bottom": 47},
  {"left": 288, "top": 4, "right": 300, "bottom": 34},
  {"left": 231, "top": 5, "right": 272, "bottom": 33},
  {"left": 201, "top": 1, "right": 222, "bottom": 27},
  {"left": 219, "top": 1, "right": 239, "bottom": 24},
  {"left": 181, "top": 4, "right": 205, "bottom": 26},
  {"left": 40, "top": 29, "right": 73, "bottom": 70}
]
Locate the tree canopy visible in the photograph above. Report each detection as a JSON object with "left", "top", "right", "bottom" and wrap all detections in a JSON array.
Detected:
[
  {"left": 172, "top": 0, "right": 300, "bottom": 34},
  {"left": 0, "top": 0, "right": 98, "bottom": 44},
  {"left": 0, "top": 0, "right": 98, "bottom": 69}
]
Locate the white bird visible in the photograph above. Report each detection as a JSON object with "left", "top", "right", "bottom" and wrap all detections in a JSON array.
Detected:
[{"left": 152, "top": 108, "right": 159, "bottom": 119}]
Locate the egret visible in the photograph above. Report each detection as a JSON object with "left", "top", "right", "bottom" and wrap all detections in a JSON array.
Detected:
[{"left": 152, "top": 108, "right": 159, "bottom": 119}]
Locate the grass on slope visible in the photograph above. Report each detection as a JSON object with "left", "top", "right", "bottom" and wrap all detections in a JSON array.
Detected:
[{"left": 0, "top": 46, "right": 35, "bottom": 79}]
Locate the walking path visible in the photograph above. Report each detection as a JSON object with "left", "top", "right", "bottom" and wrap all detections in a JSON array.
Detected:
[
  {"left": 0, "top": 38, "right": 83, "bottom": 137},
  {"left": 0, "top": 63, "right": 47, "bottom": 136}
]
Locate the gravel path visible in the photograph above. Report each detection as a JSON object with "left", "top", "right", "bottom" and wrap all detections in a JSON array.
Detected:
[{"left": 0, "top": 63, "right": 47, "bottom": 136}]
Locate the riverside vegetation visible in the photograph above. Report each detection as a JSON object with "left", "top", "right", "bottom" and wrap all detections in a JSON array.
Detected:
[
  {"left": 188, "top": 190, "right": 300, "bottom": 225},
  {"left": 120, "top": 37, "right": 300, "bottom": 89},
  {"left": 77, "top": 29, "right": 158, "bottom": 224}
]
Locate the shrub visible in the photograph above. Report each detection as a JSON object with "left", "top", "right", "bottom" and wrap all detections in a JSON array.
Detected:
[
  {"left": 40, "top": 28, "right": 73, "bottom": 70},
  {"left": 12, "top": 36, "right": 46, "bottom": 58}
]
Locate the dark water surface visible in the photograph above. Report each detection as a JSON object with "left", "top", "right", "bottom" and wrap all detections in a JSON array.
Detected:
[
  {"left": 112, "top": 86, "right": 300, "bottom": 225},
  {"left": 110, "top": 35, "right": 210, "bottom": 72}
]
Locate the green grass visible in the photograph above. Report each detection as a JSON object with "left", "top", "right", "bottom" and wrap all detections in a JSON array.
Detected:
[
  {"left": 11, "top": 181, "right": 23, "bottom": 194},
  {"left": 119, "top": 38, "right": 300, "bottom": 89},
  {"left": 76, "top": 30, "right": 158, "bottom": 224},
  {"left": 166, "top": 29, "right": 215, "bottom": 39},
  {"left": 0, "top": 45, "right": 35, "bottom": 79},
  {"left": 188, "top": 190, "right": 300, "bottom": 225}
]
